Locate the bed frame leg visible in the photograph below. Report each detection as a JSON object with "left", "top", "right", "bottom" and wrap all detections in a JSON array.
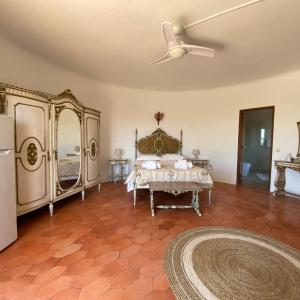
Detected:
[
  {"left": 208, "top": 189, "right": 212, "bottom": 206},
  {"left": 192, "top": 191, "right": 196, "bottom": 206},
  {"left": 150, "top": 190, "right": 155, "bottom": 216},
  {"left": 133, "top": 189, "right": 137, "bottom": 206},
  {"left": 194, "top": 192, "right": 201, "bottom": 216},
  {"left": 98, "top": 183, "right": 101, "bottom": 192},
  {"left": 49, "top": 203, "right": 54, "bottom": 216},
  {"left": 81, "top": 190, "right": 85, "bottom": 201}
]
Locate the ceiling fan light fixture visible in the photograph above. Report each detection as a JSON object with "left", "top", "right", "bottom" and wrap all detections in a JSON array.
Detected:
[{"left": 169, "top": 47, "right": 186, "bottom": 59}]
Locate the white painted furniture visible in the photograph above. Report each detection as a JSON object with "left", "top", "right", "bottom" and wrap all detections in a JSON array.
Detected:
[
  {"left": 149, "top": 182, "right": 201, "bottom": 217},
  {"left": 0, "top": 115, "right": 18, "bottom": 251},
  {"left": 0, "top": 83, "right": 101, "bottom": 216},
  {"left": 186, "top": 158, "right": 212, "bottom": 172},
  {"left": 109, "top": 159, "right": 129, "bottom": 183},
  {"left": 274, "top": 161, "right": 300, "bottom": 199}
]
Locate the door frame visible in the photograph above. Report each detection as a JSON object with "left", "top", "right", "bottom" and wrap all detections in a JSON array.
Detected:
[{"left": 236, "top": 106, "right": 275, "bottom": 189}]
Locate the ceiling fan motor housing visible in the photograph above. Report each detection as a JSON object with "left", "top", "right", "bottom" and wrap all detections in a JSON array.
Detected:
[
  {"left": 169, "top": 47, "right": 186, "bottom": 59},
  {"left": 173, "top": 25, "right": 184, "bottom": 36}
]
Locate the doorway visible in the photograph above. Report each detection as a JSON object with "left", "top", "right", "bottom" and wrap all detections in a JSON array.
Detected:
[{"left": 237, "top": 106, "right": 275, "bottom": 190}]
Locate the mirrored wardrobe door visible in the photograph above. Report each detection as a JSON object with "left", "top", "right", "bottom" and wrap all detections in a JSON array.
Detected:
[{"left": 55, "top": 106, "right": 82, "bottom": 196}]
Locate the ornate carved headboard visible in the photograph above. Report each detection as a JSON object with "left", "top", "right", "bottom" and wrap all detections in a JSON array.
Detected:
[{"left": 135, "top": 128, "right": 182, "bottom": 159}]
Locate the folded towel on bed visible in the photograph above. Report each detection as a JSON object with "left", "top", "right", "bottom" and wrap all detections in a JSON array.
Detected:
[
  {"left": 174, "top": 160, "right": 193, "bottom": 170},
  {"left": 142, "top": 161, "right": 160, "bottom": 169}
]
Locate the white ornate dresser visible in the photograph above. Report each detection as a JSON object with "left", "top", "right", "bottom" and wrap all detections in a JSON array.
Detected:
[{"left": 0, "top": 83, "right": 101, "bottom": 216}]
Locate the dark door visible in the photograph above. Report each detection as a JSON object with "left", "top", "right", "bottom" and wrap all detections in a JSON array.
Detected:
[{"left": 237, "top": 106, "right": 275, "bottom": 190}]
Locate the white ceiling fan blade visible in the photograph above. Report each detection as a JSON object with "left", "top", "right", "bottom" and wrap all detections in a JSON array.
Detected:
[
  {"left": 184, "top": 0, "right": 263, "bottom": 30},
  {"left": 162, "top": 22, "right": 180, "bottom": 49},
  {"left": 183, "top": 44, "right": 215, "bottom": 58},
  {"left": 151, "top": 53, "right": 173, "bottom": 64}
]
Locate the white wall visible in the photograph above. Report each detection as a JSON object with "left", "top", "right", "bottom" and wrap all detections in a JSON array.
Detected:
[
  {"left": 1, "top": 34, "right": 300, "bottom": 194},
  {"left": 0, "top": 35, "right": 100, "bottom": 104},
  {"left": 92, "top": 72, "right": 300, "bottom": 195}
]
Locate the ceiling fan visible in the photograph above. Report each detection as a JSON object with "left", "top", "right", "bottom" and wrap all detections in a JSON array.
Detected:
[{"left": 151, "top": 0, "right": 264, "bottom": 64}]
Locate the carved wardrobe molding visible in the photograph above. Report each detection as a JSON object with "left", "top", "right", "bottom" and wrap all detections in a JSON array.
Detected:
[{"left": 0, "top": 82, "right": 101, "bottom": 216}]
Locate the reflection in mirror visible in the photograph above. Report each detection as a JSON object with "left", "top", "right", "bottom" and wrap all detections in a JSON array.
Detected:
[{"left": 57, "top": 109, "right": 81, "bottom": 190}]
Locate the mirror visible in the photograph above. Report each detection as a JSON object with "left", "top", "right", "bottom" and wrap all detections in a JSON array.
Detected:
[{"left": 57, "top": 108, "right": 81, "bottom": 190}]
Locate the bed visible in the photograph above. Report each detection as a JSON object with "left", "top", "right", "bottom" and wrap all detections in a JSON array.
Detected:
[
  {"left": 58, "top": 155, "right": 80, "bottom": 181},
  {"left": 125, "top": 128, "right": 214, "bottom": 208}
]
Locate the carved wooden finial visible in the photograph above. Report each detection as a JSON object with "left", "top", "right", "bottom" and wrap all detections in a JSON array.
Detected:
[{"left": 57, "top": 89, "right": 78, "bottom": 102}]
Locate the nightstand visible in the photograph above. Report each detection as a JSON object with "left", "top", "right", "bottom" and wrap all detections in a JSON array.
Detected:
[
  {"left": 187, "top": 158, "right": 212, "bottom": 172},
  {"left": 109, "top": 159, "right": 130, "bottom": 183}
]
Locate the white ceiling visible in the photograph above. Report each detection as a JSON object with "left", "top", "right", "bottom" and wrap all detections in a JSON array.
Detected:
[{"left": 1, "top": 0, "right": 300, "bottom": 90}]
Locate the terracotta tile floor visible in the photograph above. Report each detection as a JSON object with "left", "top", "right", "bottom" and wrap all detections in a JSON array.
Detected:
[{"left": 0, "top": 182, "right": 300, "bottom": 299}]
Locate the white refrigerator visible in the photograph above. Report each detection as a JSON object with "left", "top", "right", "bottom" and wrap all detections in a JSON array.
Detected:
[{"left": 0, "top": 115, "right": 17, "bottom": 251}]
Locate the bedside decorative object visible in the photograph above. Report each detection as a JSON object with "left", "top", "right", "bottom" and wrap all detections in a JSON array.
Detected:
[
  {"left": 154, "top": 112, "right": 164, "bottom": 126},
  {"left": 109, "top": 159, "right": 130, "bottom": 183},
  {"left": 114, "top": 148, "right": 123, "bottom": 160},
  {"left": 192, "top": 149, "right": 200, "bottom": 159}
]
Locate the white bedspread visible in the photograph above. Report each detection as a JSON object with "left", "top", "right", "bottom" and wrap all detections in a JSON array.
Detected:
[
  {"left": 58, "top": 156, "right": 80, "bottom": 179},
  {"left": 126, "top": 166, "right": 213, "bottom": 192}
]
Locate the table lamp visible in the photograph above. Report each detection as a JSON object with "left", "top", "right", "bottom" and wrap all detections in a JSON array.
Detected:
[
  {"left": 114, "top": 148, "right": 123, "bottom": 159},
  {"left": 192, "top": 149, "right": 200, "bottom": 159}
]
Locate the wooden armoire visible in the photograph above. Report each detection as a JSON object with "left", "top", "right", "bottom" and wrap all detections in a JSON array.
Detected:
[{"left": 0, "top": 83, "right": 101, "bottom": 216}]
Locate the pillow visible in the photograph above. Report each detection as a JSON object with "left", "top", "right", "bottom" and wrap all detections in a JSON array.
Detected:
[
  {"left": 161, "top": 154, "right": 185, "bottom": 161},
  {"left": 136, "top": 154, "right": 161, "bottom": 161},
  {"left": 142, "top": 161, "right": 161, "bottom": 170}
]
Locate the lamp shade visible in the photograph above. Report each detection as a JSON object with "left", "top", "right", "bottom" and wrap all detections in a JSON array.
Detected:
[
  {"left": 114, "top": 148, "right": 122, "bottom": 159},
  {"left": 192, "top": 149, "right": 200, "bottom": 159}
]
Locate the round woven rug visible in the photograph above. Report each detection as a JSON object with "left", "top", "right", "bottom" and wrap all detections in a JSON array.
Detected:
[{"left": 164, "top": 227, "right": 300, "bottom": 300}]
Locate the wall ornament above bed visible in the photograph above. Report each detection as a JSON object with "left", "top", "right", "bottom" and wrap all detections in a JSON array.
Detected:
[
  {"left": 154, "top": 112, "right": 164, "bottom": 126},
  {"left": 135, "top": 128, "right": 182, "bottom": 159}
]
